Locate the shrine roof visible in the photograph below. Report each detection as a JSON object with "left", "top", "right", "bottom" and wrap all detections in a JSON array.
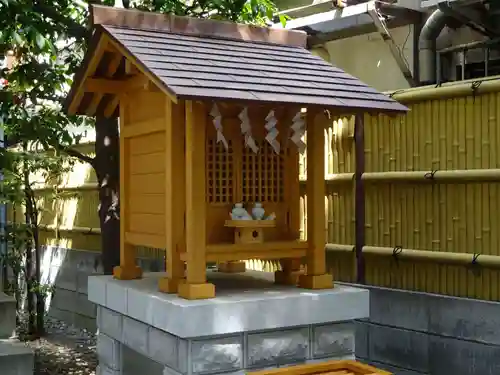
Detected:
[{"left": 64, "top": 5, "right": 408, "bottom": 116}]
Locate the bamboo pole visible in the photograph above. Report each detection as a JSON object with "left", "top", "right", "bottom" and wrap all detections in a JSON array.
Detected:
[
  {"left": 354, "top": 114, "right": 365, "bottom": 283},
  {"left": 33, "top": 183, "right": 97, "bottom": 192},
  {"left": 325, "top": 244, "right": 354, "bottom": 253},
  {"left": 325, "top": 244, "right": 500, "bottom": 268},
  {"left": 38, "top": 224, "right": 101, "bottom": 234},
  {"left": 363, "top": 246, "right": 500, "bottom": 268},
  {"left": 387, "top": 75, "right": 500, "bottom": 103},
  {"left": 298, "top": 173, "right": 354, "bottom": 183},
  {"left": 362, "top": 169, "right": 500, "bottom": 183}
]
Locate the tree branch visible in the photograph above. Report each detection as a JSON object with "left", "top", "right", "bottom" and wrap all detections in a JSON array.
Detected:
[
  {"left": 63, "top": 147, "right": 95, "bottom": 165},
  {"left": 33, "top": 3, "right": 89, "bottom": 41}
]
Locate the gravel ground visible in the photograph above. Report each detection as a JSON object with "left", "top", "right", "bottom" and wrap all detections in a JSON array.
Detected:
[{"left": 19, "top": 317, "right": 97, "bottom": 375}]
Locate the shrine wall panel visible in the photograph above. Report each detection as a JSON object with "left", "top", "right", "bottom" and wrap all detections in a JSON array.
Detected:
[{"left": 124, "top": 91, "right": 167, "bottom": 248}]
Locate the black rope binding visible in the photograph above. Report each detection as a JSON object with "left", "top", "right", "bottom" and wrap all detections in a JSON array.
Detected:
[
  {"left": 471, "top": 81, "right": 482, "bottom": 102},
  {"left": 392, "top": 245, "right": 403, "bottom": 263},
  {"left": 471, "top": 253, "right": 480, "bottom": 265},
  {"left": 424, "top": 170, "right": 438, "bottom": 180},
  {"left": 469, "top": 253, "right": 481, "bottom": 277}
]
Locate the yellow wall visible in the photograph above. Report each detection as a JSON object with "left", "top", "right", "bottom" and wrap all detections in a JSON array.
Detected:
[{"left": 123, "top": 90, "right": 167, "bottom": 246}]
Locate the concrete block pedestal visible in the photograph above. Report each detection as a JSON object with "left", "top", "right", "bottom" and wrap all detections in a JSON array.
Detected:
[
  {"left": 0, "top": 292, "right": 34, "bottom": 375},
  {"left": 88, "top": 271, "right": 369, "bottom": 375}
]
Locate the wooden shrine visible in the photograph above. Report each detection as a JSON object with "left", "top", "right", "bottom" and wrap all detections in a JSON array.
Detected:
[{"left": 64, "top": 5, "right": 407, "bottom": 300}]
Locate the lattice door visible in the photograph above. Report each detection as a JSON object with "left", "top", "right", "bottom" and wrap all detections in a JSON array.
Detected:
[
  {"left": 241, "top": 140, "right": 285, "bottom": 203},
  {"left": 206, "top": 139, "right": 234, "bottom": 204}
]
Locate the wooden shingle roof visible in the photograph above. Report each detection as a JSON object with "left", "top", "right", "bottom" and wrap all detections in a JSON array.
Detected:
[
  {"left": 104, "top": 25, "right": 406, "bottom": 112},
  {"left": 64, "top": 5, "right": 408, "bottom": 116}
]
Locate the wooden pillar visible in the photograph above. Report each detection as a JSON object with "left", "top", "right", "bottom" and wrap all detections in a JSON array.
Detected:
[
  {"left": 113, "top": 94, "right": 142, "bottom": 280},
  {"left": 298, "top": 108, "right": 333, "bottom": 289},
  {"left": 276, "top": 118, "right": 303, "bottom": 285},
  {"left": 178, "top": 101, "right": 215, "bottom": 300},
  {"left": 158, "top": 99, "right": 186, "bottom": 293}
]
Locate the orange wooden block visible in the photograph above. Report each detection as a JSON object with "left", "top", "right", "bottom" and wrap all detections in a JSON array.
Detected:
[
  {"left": 158, "top": 277, "right": 185, "bottom": 293},
  {"left": 247, "top": 359, "right": 392, "bottom": 375},
  {"left": 113, "top": 265, "right": 142, "bottom": 280},
  {"left": 298, "top": 273, "right": 334, "bottom": 289},
  {"left": 178, "top": 282, "right": 216, "bottom": 300}
]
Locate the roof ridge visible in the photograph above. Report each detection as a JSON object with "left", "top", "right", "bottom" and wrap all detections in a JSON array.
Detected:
[
  {"left": 101, "top": 23, "right": 307, "bottom": 50},
  {"left": 90, "top": 4, "right": 307, "bottom": 48}
]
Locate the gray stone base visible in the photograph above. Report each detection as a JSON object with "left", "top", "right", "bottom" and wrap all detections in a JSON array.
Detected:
[
  {"left": 38, "top": 245, "right": 163, "bottom": 333},
  {"left": 345, "top": 283, "right": 500, "bottom": 375},
  {"left": 90, "top": 271, "right": 369, "bottom": 375},
  {"left": 0, "top": 339, "right": 34, "bottom": 375},
  {"left": 0, "top": 293, "right": 16, "bottom": 339}
]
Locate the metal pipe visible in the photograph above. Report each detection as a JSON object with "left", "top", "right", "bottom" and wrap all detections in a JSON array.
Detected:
[
  {"left": 418, "top": 8, "right": 449, "bottom": 85},
  {"left": 438, "top": 38, "right": 500, "bottom": 54}
]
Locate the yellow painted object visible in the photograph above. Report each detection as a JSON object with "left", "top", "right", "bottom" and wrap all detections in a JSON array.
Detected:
[
  {"left": 116, "top": 94, "right": 334, "bottom": 299},
  {"left": 61, "top": 31, "right": 337, "bottom": 299},
  {"left": 225, "top": 220, "right": 276, "bottom": 245},
  {"left": 248, "top": 360, "right": 391, "bottom": 375}
]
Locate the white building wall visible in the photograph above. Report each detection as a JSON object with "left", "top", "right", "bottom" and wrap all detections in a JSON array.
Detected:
[
  {"left": 319, "top": 24, "right": 486, "bottom": 92},
  {"left": 323, "top": 25, "right": 415, "bottom": 92}
]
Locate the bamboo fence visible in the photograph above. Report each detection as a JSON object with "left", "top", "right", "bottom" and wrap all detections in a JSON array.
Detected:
[{"left": 19, "top": 76, "right": 500, "bottom": 301}]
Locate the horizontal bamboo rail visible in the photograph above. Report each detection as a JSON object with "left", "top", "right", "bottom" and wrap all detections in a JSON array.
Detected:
[
  {"left": 387, "top": 74, "right": 500, "bottom": 103},
  {"left": 300, "top": 173, "right": 354, "bottom": 183},
  {"left": 362, "top": 169, "right": 500, "bottom": 183},
  {"left": 33, "top": 174, "right": 358, "bottom": 194},
  {"left": 326, "top": 244, "right": 355, "bottom": 253},
  {"left": 327, "top": 243, "right": 500, "bottom": 268},
  {"left": 34, "top": 183, "right": 98, "bottom": 192},
  {"left": 36, "top": 222, "right": 500, "bottom": 269},
  {"left": 38, "top": 224, "right": 101, "bottom": 234}
]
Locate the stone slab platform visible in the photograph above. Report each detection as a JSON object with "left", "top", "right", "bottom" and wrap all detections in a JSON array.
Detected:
[
  {"left": 88, "top": 271, "right": 369, "bottom": 338},
  {"left": 0, "top": 293, "right": 16, "bottom": 339},
  {"left": 0, "top": 339, "right": 34, "bottom": 375},
  {"left": 90, "top": 271, "right": 369, "bottom": 375}
]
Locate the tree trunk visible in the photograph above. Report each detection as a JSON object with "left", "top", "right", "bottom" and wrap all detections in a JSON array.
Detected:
[
  {"left": 94, "top": 116, "right": 121, "bottom": 275},
  {"left": 22, "top": 158, "right": 35, "bottom": 335},
  {"left": 33, "top": 224, "right": 44, "bottom": 335}
]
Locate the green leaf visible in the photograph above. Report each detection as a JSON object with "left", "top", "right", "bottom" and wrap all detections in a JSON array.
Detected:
[
  {"left": 35, "top": 33, "right": 46, "bottom": 50},
  {"left": 279, "top": 14, "right": 287, "bottom": 28},
  {"left": 12, "top": 31, "right": 22, "bottom": 45}
]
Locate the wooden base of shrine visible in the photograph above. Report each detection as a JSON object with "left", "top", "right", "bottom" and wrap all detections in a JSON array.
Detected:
[
  {"left": 298, "top": 273, "right": 334, "bottom": 289},
  {"left": 218, "top": 261, "right": 246, "bottom": 273},
  {"left": 158, "top": 276, "right": 184, "bottom": 293},
  {"left": 178, "top": 282, "right": 216, "bottom": 300},
  {"left": 112, "top": 265, "right": 142, "bottom": 280},
  {"left": 274, "top": 269, "right": 304, "bottom": 285}
]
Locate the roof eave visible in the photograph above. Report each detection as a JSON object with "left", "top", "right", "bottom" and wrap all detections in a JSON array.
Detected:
[
  {"left": 175, "top": 92, "right": 408, "bottom": 115},
  {"left": 64, "top": 28, "right": 104, "bottom": 116}
]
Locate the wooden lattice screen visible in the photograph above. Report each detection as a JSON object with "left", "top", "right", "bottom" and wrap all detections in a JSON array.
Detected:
[
  {"left": 241, "top": 140, "right": 285, "bottom": 203},
  {"left": 207, "top": 138, "right": 234, "bottom": 203}
]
